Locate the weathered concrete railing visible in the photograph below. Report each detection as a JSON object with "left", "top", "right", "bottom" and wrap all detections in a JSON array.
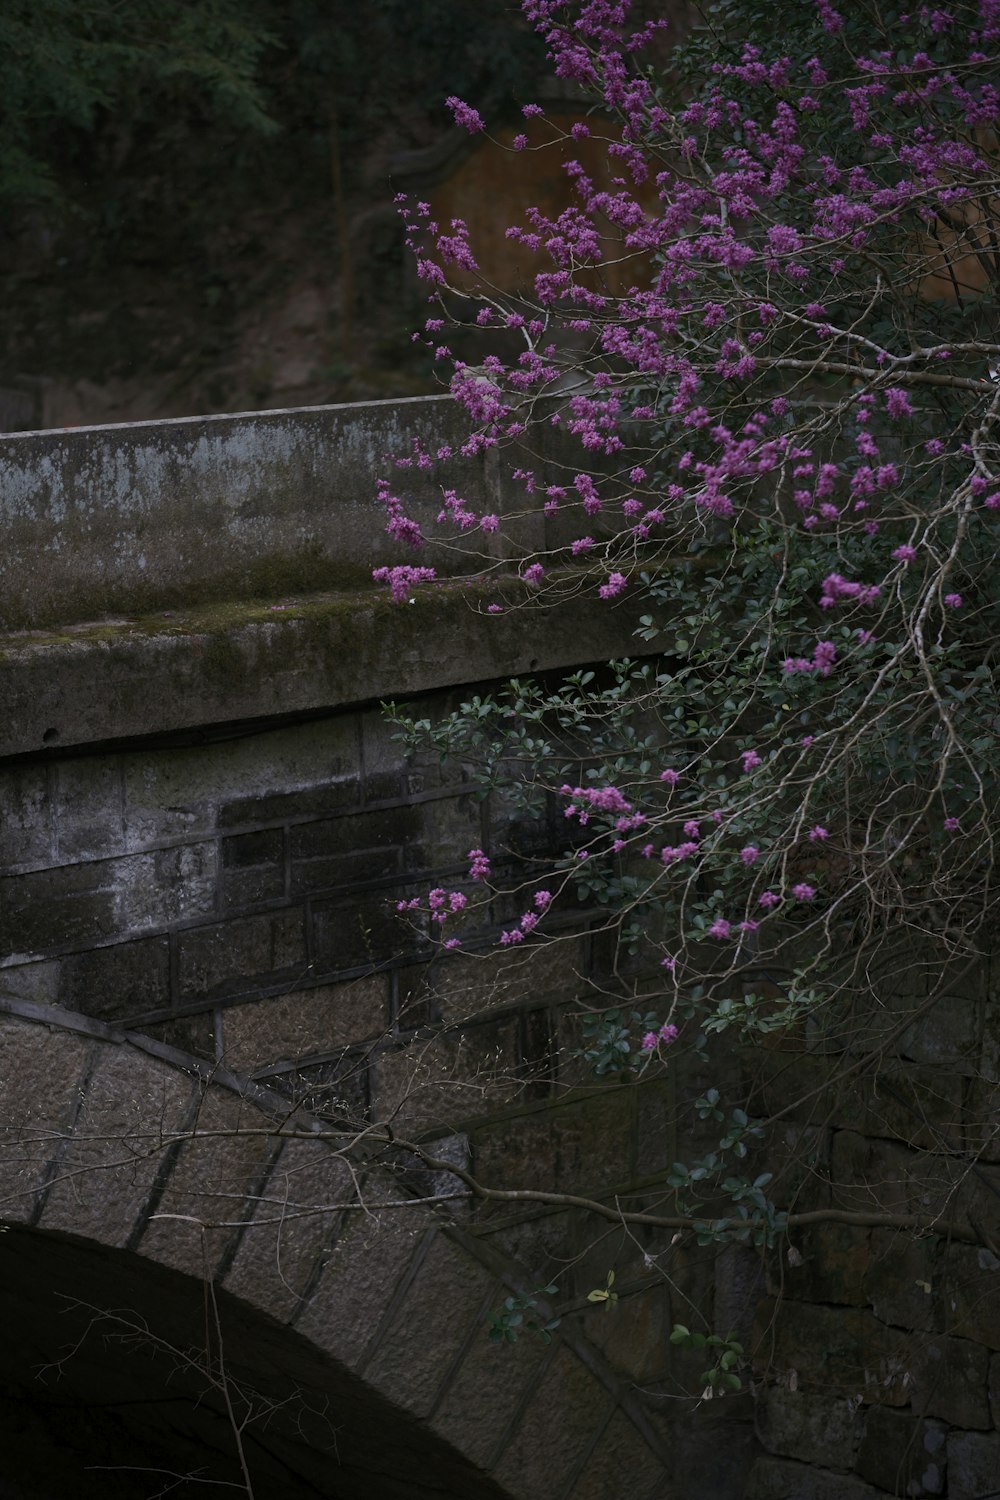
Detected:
[
  {"left": 0, "top": 395, "right": 482, "bottom": 628},
  {"left": 0, "top": 395, "right": 631, "bottom": 757}
]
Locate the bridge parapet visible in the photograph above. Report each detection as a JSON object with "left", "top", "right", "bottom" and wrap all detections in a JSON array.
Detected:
[{"left": 0, "top": 396, "right": 724, "bottom": 1495}]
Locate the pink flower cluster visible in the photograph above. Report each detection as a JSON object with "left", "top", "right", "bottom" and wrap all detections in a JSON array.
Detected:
[{"left": 641, "top": 1022, "right": 680, "bottom": 1052}]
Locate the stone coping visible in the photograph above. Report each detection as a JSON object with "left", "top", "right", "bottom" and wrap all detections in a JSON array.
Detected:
[{"left": 0, "top": 579, "right": 648, "bottom": 758}]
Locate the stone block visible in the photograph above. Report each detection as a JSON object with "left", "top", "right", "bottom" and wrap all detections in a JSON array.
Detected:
[
  {"left": 831, "top": 1063, "right": 964, "bottom": 1151},
  {"left": 714, "top": 1242, "right": 766, "bottom": 1347},
  {"left": 942, "top": 1243, "right": 1000, "bottom": 1351},
  {"left": 0, "top": 959, "right": 61, "bottom": 1004},
  {"left": 492, "top": 1345, "right": 614, "bottom": 1500},
  {"left": 754, "top": 1298, "right": 910, "bottom": 1405},
  {"left": 222, "top": 976, "right": 389, "bottom": 1073},
  {"left": 123, "top": 716, "right": 360, "bottom": 844},
  {"left": 58, "top": 935, "right": 171, "bottom": 1022},
  {"left": 224, "top": 1138, "right": 351, "bottom": 1323},
  {"left": 143, "top": 1011, "right": 219, "bottom": 1061},
  {"left": 364, "top": 1232, "right": 494, "bottom": 1417},
  {"left": 290, "top": 846, "right": 399, "bottom": 899},
  {"left": 374, "top": 1019, "right": 521, "bottom": 1134},
  {"left": 0, "top": 763, "right": 54, "bottom": 870},
  {"left": 745, "top": 1456, "right": 888, "bottom": 1500},
  {"left": 864, "top": 1229, "right": 939, "bottom": 1333},
  {"left": 396, "top": 962, "right": 438, "bottom": 1031},
  {"left": 434, "top": 935, "right": 586, "bottom": 1023},
  {"left": 635, "top": 1077, "right": 675, "bottom": 1180},
  {"left": 408, "top": 792, "right": 483, "bottom": 870},
  {"left": 553, "top": 1002, "right": 600, "bottom": 1090},
  {"left": 782, "top": 1225, "right": 871, "bottom": 1308},
  {"left": 42, "top": 1043, "right": 196, "bottom": 1247},
  {"left": 567, "top": 1408, "right": 667, "bottom": 1500},
  {"left": 177, "top": 909, "right": 307, "bottom": 1000},
  {"left": 222, "top": 864, "right": 286, "bottom": 909},
  {"left": 431, "top": 1306, "right": 549, "bottom": 1469},
  {"left": 360, "top": 706, "right": 462, "bottom": 803},
  {"left": 960, "top": 1078, "right": 1000, "bottom": 1164},
  {"left": 897, "top": 986, "right": 982, "bottom": 1076},
  {"left": 1, "top": 862, "right": 119, "bottom": 957},
  {"left": 902, "top": 1334, "right": 990, "bottom": 1429},
  {"left": 648, "top": 1402, "right": 756, "bottom": 1500},
  {"left": 477, "top": 1209, "right": 578, "bottom": 1285},
  {"left": 830, "top": 1130, "right": 964, "bottom": 1225},
  {"left": 311, "top": 894, "right": 427, "bottom": 972},
  {"left": 0, "top": 1015, "right": 92, "bottom": 1222},
  {"left": 474, "top": 1088, "right": 633, "bottom": 1198},
  {"left": 138, "top": 1089, "right": 276, "bottom": 1278},
  {"left": 113, "top": 843, "right": 218, "bottom": 933},
  {"left": 947, "top": 1430, "right": 1000, "bottom": 1500},
  {"left": 756, "top": 1388, "right": 865, "bottom": 1469},
  {"left": 221, "top": 828, "right": 285, "bottom": 909},
  {"left": 289, "top": 806, "right": 421, "bottom": 861},
  {"left": 266, "top": 1051, "right": 370, "bottom": 1123},
  {"left": 991, "top": 1350, "right": 1000, "bottom": 1427},
  {"left": 582, "top": 1280, "right": 674, "bottom": 1382},
  {"left": 218, "top": 776, "right": 361, "bottom": 830},
  {"left": 222, "top": 829, "right": 284, "bottom": 869},
  {"left": 53, "top": 759, "right": 125, "bottom": 862},
  {"left": 293, "top": 1195, "right": 436, "bottom": 1368},
  {"left": 856, "top": 1405, "right": 946, "bottom": 1495}
]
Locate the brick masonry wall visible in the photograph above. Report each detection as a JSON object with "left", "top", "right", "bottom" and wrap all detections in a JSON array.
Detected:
[{"left": 2, "top": 673, "right": 998, "bottom": 1498}]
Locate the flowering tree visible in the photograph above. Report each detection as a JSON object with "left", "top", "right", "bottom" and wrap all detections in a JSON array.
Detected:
[{"left": 375, "top": 0, "right": 1000, "bottom": 1369}]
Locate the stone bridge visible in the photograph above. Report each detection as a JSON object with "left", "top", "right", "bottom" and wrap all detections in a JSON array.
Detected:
[
  {"left": 2, "top": 397, "right": 998, "bottom": 1500},
  {"left": 0, "top": 396, "right": 748, "bottom": 1499}
]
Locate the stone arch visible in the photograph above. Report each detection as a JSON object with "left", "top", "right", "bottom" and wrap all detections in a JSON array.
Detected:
[{"left": 0, "top": 1004, "right": 672, "bottom": 1499}]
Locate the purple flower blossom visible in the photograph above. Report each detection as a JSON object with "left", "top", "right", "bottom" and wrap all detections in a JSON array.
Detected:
[
  {"left": 741, "top": 749, "right": 761, "bottom": 772},
  {"left": 659, "top": 1023, "right": 679, "bottom": 1045},
  {"left": 708, "top": 918, "right": 732, "bottom": 939},
  {"left": 740, "top": 845, "right": 759, "bottom": 865},
  {"left": 944, "top": 593, "right": 963, "bottom": 608},
  {"left": 892, "top": 545, "right": 916, "bottom": 563},
  {"left": 641, "top": 1030, "right": 659, "bottom": 1051},
  {"left": 534, "top": 890, "right": 552, "bottom": 910},
  {"left": 792, "top": 883, "right": 816, "bottom": 901},
  {"left": 659, "top": 768, "right": 679, "bottom": 785},
  {"left": 468, "top": 849, "right": 491, "bottom": 881},
  {"left": 884, "top": 388, "right": 914, "bottom": 420},
  {"left": 758, "top": 891, "right": 780, "bottom": 908},
  {"left": 808, "top": 825, "right": 829, "bottom": 841},
  {"left": 599, "top": 572, "right": 628, "bottom": 599},
  {"left": 447, "top": 96, "right": 484, "bottom": 132},
  {"left": 944, "top": 816, "right": 960, "bottom": 832},
  {"left": 372, "top": 565, "right": 437, "bottom": 602}
]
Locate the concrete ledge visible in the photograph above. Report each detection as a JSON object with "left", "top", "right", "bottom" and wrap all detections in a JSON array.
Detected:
[{"left": 0, "top": 583, "right": 647, "bottom": 758}]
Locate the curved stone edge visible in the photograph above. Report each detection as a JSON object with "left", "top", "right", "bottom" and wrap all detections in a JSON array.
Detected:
[{"left": 0, "top": 998, "right": 672, "bottom": 1497}]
